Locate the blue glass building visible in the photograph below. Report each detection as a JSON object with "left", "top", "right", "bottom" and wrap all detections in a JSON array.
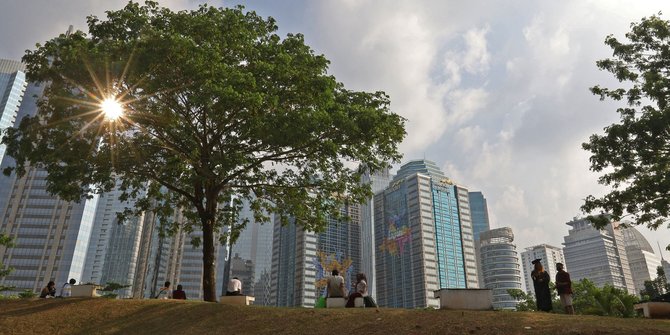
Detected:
[
  {"left": 374, "top": 160, "right": 478, "bottom": 308},
  {"left": 468, "top": 191, "right": 491, "bottom": 242}
]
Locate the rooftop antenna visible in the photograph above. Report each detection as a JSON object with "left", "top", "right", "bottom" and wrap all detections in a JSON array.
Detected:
[{"left": 658, "top": 241, "right": 667, "bottom": 260}]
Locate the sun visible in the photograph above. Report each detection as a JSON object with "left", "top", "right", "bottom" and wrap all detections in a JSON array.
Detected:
[{"left": 101, "top": 97, "right": 123, "bottom": 120}]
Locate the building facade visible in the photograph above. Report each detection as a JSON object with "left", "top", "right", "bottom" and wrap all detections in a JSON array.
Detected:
[
  {"left": 469, "top": 192, "right": 491, "bottom": 242},
  {"left": 81, "top": 186, "right": 146, "bottom": 298},
  {"left": 520, "top": 244, "right": 565, "bottom": 294},
  {"left": 562, "top": 218, "right": 635, "bottom": 294},
  {"left": 374, "top": 160, "right": 478, "bottom": 308},
  {"left": 270, "top": 204, "right": 361, "bottom": 307},
  {"left": 478, "top": 227, "right": 522, "bottom": 309},
  {"left": 0, "top": 59, "right": 27, "bottom": 164},
  {"left": 227, "top": 200, "right": 274, "bottom": 304},
  {"left": 359, "top": 166, "right": 392, "bottom": 299},
  {"left": 0, "top": 78, "right": 98, "bottom": 295},
  {"left": 621, "top": 226, "right": 661, "bottom": 296}
]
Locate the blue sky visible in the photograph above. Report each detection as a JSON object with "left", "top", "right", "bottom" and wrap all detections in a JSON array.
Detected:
[{"left": 1, "top": 0, "right": 669, "bottom": 257}]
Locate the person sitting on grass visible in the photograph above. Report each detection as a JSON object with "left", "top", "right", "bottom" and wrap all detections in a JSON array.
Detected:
[
  {"left": 155, "top": 281, "right": 171, "bottom": 299},
  {"left": 40, "top": 281, "right": 56, "bottom": 298},
  {"left": 60, "top": 278, "right": 76, "bottom": 297},
  {"left": 172, "top": 284, "right": 187, "bottom": 300}
]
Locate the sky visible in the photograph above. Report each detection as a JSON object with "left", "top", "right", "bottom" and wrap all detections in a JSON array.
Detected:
[{"left": 1, "top": 0, "right": 670, "bottom": 258}]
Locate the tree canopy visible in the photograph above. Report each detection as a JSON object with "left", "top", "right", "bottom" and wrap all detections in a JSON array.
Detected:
[
  {"left": 582, "top": 13, "right": 670, "bottom": 238},
  {"left": 1, "top": 1, "right": 405, "bottom": 301}
]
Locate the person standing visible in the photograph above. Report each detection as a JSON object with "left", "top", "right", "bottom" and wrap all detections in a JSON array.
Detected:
[
  {"left": 555, "top": 263, "right": 574, "bottom": 314},
  {"left": 226, "top": 277, "right": 242, "bottom": 296},
  {"left": 531, "top": 259, "right": 552, "bottom": 312}
]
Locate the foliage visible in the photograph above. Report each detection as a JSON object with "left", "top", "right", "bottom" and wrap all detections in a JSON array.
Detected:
[
  {"left": 1, "top": 1, "right": 405, "bottom": 302},
  {"left": 640, "top": 266, "right": 670, "bottom": 299},
  {"left": 582, "top": 13, "right": 670, "bottom": 242},
  {"left": 572, "top": 278, "right": 639, "bottom": 317},
  {"left": 507, "top": 289, "right": 536, "bottom": 311},
  {"left": 100, "top": 282, "right": 131, "bottom": 299},
  {"left": 18, "top": 290, "right": 37, "bottom": 299},
  {"left": 0, "top": 233, "right": 15, "bottom": 279}
]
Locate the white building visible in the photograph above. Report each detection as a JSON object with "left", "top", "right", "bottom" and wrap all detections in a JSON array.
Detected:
[
  {"left": 479, "top": 227, "right": 522, "bottom": 309},
  {"left": 520, "top": 244, "right": 565, "bottom": 294},
  {"left": 563, "top": 218, "right": 635, "bottom": 294},
  {"left": 621, "top": 226, "right": 662, "bottom": 296}
]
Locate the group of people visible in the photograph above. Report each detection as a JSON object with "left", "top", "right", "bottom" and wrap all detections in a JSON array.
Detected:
[
  {"left": 40, "top": 278, "right": 77, "bottom": 298},
  {"left": 155, "top": 281, "right": 187, "bottom": 299},
  {"left": 325, "top": 269, "right": 376, "bottom": 308},
  {"left": 531, "top": 258, "right": 574, "bottom": 314}
]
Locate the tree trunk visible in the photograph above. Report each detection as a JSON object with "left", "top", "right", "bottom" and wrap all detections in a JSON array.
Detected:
[{"left": 202, "top": 218, "right": 217, "bottom": 302}]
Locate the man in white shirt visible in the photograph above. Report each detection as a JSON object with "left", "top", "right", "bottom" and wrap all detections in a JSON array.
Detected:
[
  {"left": 326, "top": 269, "right": 346, "bottom": 298},
  {"left": 226, "top": 277, "right": 242, "bottom": 296}
]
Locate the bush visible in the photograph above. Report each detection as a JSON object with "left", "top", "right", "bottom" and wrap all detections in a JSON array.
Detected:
[{"left": 18, "top": 290, "right": 36, "bottom": 299}]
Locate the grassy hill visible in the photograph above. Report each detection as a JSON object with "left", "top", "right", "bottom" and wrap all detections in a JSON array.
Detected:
[{"left": 1, "top": 298, "right": 669, "bottom": 335}]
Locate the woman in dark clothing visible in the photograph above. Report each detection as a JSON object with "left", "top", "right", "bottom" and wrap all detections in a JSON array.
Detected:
[
  {"left": 40, "top": 281, "right": 56, "bottom": 298},
  {"left": 531, "top": 259, "right": 552, "bottom": 312}
]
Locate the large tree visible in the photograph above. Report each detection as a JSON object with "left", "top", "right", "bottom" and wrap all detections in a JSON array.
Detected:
[
  {"left": 582, "top": 14, "right": 670, "bottom": 240},
  {"left": 1, "top": 1, "right": 405, "bottom": 302}
]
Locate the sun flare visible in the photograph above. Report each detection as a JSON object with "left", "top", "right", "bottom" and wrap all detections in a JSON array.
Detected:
[{"left": 101, "top": 97, "right": 123, "bottom": 120}]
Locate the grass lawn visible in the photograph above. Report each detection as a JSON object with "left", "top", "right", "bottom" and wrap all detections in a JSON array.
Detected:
[{"left": 1, "top": 298, "right": 669, "bottom": 335}]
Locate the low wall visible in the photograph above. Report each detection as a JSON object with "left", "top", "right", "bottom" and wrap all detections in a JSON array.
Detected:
[
  {"left": 634, "top": 302, "right": 670, "bottom": 318},
  {"left": 433, "top": 289, "right": 493, "bottom": 310}
]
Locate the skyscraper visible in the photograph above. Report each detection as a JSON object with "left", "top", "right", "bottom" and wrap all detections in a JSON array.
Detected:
[
  {"left": 469, "top": 191, "right": 491, "bottom": 287},
  {"left": 270, "top": 204, "right": 361, "bottom": 307},
  {"left": 563, "top": 218, "right": 635, "bottom": 294},
  {"left": 0, "top": 79, "right": 98, "bottom": 294},
  {"left": 374, "top": 160, "right": 478, "bottom": 308},
  {"left": 478, "top": 227, "right": 522, "bottom": 309},
  {"left": 359, "top": 166, "right": 392, "bottom": 299},
  {"left": 469, "top": 192, "right": 491, "bottom": 242},
  {"left": 227, "top": 200, "right": 274, "bottom": 304},
  {"left": 81, "top": 186, "right": 146, "bottom": 298},
  {"left": 0, "top": 59, "right": 27, "bottom": 164},
  {"left": 520, "top": 244, "right": 565, "bottom": 294},
  {"left": 621, "top": 226, "right": 661, "bottom": 296}
]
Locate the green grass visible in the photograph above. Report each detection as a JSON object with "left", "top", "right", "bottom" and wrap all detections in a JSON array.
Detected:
[{"left": 1, "top": 298, "right": 669, "bottom": 334}]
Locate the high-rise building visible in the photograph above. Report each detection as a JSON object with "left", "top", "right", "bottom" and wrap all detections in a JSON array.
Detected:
[
  {"left": 520, "top": 244, "right": 565, "bottom": 294},
  {"left": 227, "top": 200, "right": 273, "bottom": 304},
  {"left": 478, "top": 227, "right": 522, "bottom": 309},
  {"left": 374, "top": 160, "right": 478, "bottom": 308},
  {"left": 0, "top": 79, "right": 98, "bottom": 294},
  {"left": 359, "top": 166, "right": 392, "bottom": 299},
  {"left": 81, "top": 186, "right": 147, "bottom": 298},
  {"left": 621, "top": 226, "right": 661, "bottom": 296},
  {"left": 563, "top": 218, "right": 635, "bottom": 294},
  {"left": 0, "top": 59, "right": 27, "bottom": 164},
  {"left": 469, "top": 191, "right": 491, "bottom": 287},
  {"left": 469, "top": 192, "right": 490, "bottom": 242},
  {"left": 270, "top": 204, "right": 361, "bottom": 307}
]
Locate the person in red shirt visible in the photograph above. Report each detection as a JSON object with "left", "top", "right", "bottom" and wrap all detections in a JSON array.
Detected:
[
  {"left": 555, "top": 263, "right": 574, "bottom": 314},
  {"left": 172, "top": 284, "right": 187, "bottom": 300}
]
